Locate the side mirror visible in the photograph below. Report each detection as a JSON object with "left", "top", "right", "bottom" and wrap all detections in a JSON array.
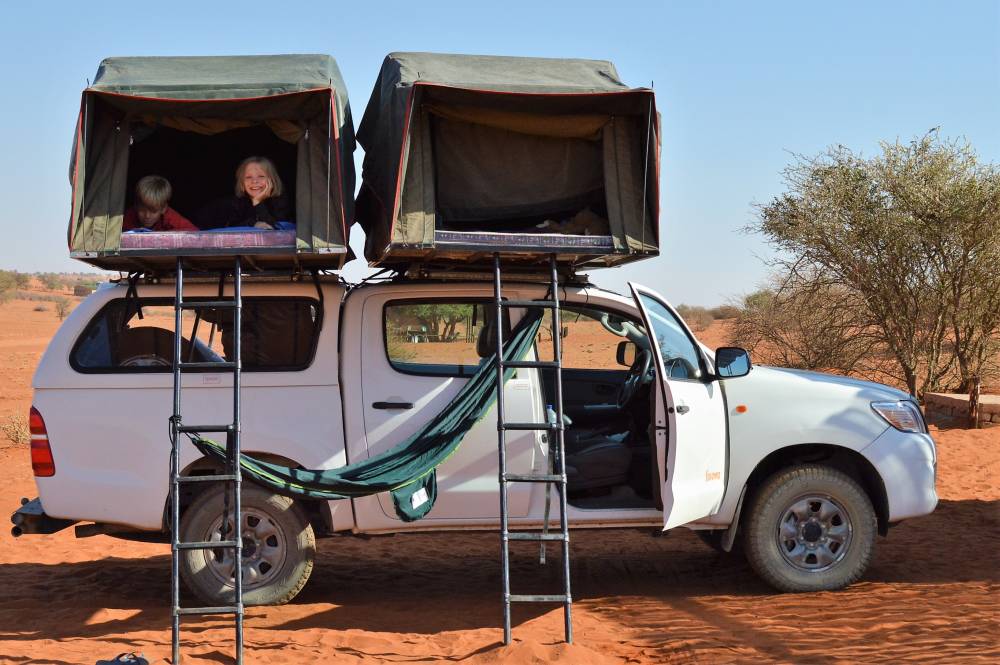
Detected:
[
  {"left": 616, "top": 340, "right": 637, "bottom": 367},
  {"left": 715, "top": 347, "right": 751, "bottom": 378}
]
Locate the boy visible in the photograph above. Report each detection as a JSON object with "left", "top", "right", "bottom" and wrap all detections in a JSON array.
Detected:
[{"left": 123, "top": 175, "right": 198, "bottom": 231}]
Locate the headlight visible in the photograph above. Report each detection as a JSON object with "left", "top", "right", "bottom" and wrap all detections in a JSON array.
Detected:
[{"left": 871, "top": 400, "right": 927, "bottom": 433}]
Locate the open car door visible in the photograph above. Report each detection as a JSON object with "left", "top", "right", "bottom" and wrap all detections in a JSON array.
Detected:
[{"left": 629, "top": 283, "right": 728, "bottom": 529}]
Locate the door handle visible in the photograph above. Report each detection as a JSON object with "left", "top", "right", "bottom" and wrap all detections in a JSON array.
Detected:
[
  {"left": 669, "top": 405, "right": 690, "bottom": 414},
  {"left": 372, "top": 401, "right": 414, "bottom": 410}
]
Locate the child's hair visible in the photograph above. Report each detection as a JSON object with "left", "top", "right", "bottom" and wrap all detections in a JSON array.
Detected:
[
  {"left": 235, "top": 156, "right": 283, "bottom": 198},
  {"left": 135, "top": 175, "right": 172, "bottom": 209}
]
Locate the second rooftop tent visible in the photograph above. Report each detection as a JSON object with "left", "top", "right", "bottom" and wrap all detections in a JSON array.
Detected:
[
  {"left": 186, "top": 307, "right": 543, "bottom": 522},
  {"left": 67, "top": 54, "right": 356, "bottom": 271},
  {"left": 355, "top": 52, "right": 661, "bottom": 269}
]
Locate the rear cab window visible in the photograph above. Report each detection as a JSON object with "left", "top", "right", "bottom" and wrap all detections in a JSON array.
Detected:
[
  {"left": 383, "top": 301, "right": 505, "bottom": 377},
  {"left": 71, "top": 297, "right": 321, "bottom": 373}
]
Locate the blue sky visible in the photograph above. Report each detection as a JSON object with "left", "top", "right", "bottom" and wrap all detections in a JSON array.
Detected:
[{"left": 0, "top": 1, "right": 997, "bottom": 305}]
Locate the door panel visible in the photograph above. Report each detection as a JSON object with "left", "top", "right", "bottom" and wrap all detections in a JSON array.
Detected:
[
  {"left": 629, "top": 283, "right": 728, "bottom": 530},
  {"left": 358, "top": 294, "right": 541, "bottom": 522}
]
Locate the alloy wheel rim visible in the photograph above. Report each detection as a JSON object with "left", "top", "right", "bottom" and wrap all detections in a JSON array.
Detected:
[{"left": 775, "top": 494, "right": 853, "bottom": 572}]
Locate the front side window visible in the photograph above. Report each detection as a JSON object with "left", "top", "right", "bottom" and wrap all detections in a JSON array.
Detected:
[
  {"left": 384, "top": 301, "right": 503, "bottom": 377},
  {"left": 72, "top": 297, "right": 321, "bottom": 372},
  {"left": 637, "top": 294, "right": 705, "bottom": 381}
]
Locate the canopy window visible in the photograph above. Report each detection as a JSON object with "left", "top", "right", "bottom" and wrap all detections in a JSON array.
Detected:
[
  {"left": 356, "top": 53, "right": 660, "bottom": 269},
  {"left": 67, "top": 55, "right": 356, "bottom": 272}
]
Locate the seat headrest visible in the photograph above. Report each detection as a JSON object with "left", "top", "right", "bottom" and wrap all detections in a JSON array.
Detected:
[{"left": 476, "top": 308, "right": 510, "bottom": 358}]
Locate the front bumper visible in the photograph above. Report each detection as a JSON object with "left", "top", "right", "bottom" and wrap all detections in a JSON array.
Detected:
[
  {"left": 10, "top": 497, "right": 77, "bottom": 537},
  {"left": 862, "top": 428, "right": 938, "bottom": 522}
]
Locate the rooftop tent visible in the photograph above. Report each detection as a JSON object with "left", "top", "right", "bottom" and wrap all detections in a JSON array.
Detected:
[
  {"left": 356, "top": 52, "right": 660, "bottom": 268},
  {"left": 68, "top": 54, "right": 355, "bottom": 271}
]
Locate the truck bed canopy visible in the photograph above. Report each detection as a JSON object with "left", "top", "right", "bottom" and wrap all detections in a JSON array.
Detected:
[
  {"left": 356, "top": 53, "right": 660, "bottom": 269},
  {"left": 69, "top": 55, "right": 355, "bottom": 271}
]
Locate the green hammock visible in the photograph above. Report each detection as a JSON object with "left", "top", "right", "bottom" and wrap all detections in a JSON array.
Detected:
[{"left": 191, "top": 308, "right": 544, "bottom": 521}]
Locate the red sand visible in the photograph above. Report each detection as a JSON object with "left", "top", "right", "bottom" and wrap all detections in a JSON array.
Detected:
[{"left": 1, "top": 304, "right": 998, "bottom": 663}]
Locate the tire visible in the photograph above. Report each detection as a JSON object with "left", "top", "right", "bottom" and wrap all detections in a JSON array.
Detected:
[
  {"left": 744, "top": 464, "right": 876, "bottom": 593},
  {"left": 179, "top": 484, "right": 315, "bottom": 606}
]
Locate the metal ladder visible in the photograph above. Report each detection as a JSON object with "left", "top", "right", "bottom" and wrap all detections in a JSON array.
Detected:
[
  {"left": 168, "top": 256, "right": 244, "bottom": 664},
  {"left": 492, "top": 253, "right": 573, "bottom": 645}
]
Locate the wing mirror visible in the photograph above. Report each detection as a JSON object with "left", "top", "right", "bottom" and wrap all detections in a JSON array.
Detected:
[
  {"left": 715, "top": 347, "right": 751, "bottom": 378},
  {"left": 616, "top": 340, "right": 637, "bottom": 367}
]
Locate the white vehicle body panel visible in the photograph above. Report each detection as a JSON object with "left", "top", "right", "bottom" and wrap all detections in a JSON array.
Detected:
[
  {"left": 33, "top": 281, "right": 348, "bottom": 529},
  {"left": 27, "top": 279, "right": 937, "bottom": 536}
]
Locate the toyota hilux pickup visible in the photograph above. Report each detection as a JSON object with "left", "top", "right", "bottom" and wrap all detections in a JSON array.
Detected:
[{"left": 11, "top": 275, "right": 938, "bottom": 605}]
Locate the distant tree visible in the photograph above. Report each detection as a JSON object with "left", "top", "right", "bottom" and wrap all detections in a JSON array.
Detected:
[
  {"left": 709, "top": 304, "right": 741, "bottom": 320},
  {"left": 55, "top": 297, "right": 71, "bottom": 320},
  {"left": 752, "top": 132, "right": 1000, "bottom": 397},
  {"left": 38, "top": 273, "right": 64, "bottom": 291},
  {"left": 13, "top": 272, "right": 30, "bottom": 289},
  {"left": 0, "top": 270, "right": 16, "bottom": 295},
  {"left": 675, "top": 304, "right": 714, "bottom": 331}
]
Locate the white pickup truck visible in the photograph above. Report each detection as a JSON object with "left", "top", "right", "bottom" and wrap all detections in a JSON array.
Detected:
[{"left": 12, "top": 275, "right": 938, "bottom": 605}]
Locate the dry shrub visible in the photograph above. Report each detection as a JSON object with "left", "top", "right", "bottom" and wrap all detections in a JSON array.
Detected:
[
  {"left": 1, "top": 414, "right": 29, "bottom": 447},
  {"left": 675, "top": 304, "right": 714, "bottom": 331}
]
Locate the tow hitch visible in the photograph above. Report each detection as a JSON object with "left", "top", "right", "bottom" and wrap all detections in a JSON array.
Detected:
[{"left": 10, "top": 497, "right": 76, "bottom": 537}]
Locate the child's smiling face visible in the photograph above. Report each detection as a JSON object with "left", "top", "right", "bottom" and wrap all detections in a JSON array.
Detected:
[{"left": 242, "top": 162, "right": 272, "bottom": 204}]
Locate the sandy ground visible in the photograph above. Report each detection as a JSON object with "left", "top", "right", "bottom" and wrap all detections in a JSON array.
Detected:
[{"left": 1, "top": 303, "right": 998, "bottom": 663}]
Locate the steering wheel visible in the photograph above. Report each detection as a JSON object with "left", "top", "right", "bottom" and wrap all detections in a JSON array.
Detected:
[
  {"left": 618, "top": 348, "right": 653, "bottom": 409},
  {"left": 663, "top": 356, "right": 700, "bottom": 380}
]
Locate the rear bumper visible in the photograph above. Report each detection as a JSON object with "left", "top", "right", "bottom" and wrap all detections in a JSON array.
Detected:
[
  {"left": 862, "top": 429, "right": 938, "bottom": 522},
  {"left": 9, "top": 498, "right": 77, "bottom": 537}
]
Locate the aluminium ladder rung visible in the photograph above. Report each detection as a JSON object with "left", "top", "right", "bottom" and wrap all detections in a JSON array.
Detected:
[
  {"left": 175, "top": 606, "right": 243, "bottom": 616},
  {"left": 501, "top": 360, "right": 559, "bottom": 369},
  {"left": 509, "top": 594, "right": 569, "bottom": 603},
  {"left": 501, "top": 422, "right": 563, "bottom": 431},
  {"left": 502, "top": 299, "right": 558, "bottom": 309},
  {"left": 177, "top": 473, "right": 239, "bottom": 483},
  {"left": 506, "top": 532, "right": 566, "bottom": 542},
  {"left": 504, "top": 473, "right": 563, "bottom": 483},
  {"left": 179, "top": 300, "right": 238, "bottom": 310},
  {"left": 177, "top": 361, "right": 238, "bottom": 370},
  {"left": 176, "top": 424, "right": 233, "bottom": 434},
  {"left": 176, "top": 539, "right": 239, "bottom": 551}
]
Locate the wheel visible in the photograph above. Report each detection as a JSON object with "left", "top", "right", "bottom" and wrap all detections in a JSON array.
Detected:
[
  {"left": 743, "top": 465, "right": 876, "bottom": 592},
  {"left": 179, "top": 483, "right": 315, "bottom": 606}
]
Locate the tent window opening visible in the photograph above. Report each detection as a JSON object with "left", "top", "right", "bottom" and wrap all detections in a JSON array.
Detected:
[
  {"left": 126, "top": 124, "right": 298, "bottom": 230},
  {"left": 430, "top": 115, "right": 610, "bottom": 236}
]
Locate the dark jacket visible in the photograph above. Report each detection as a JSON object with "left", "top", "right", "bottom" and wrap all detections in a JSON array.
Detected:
[{"left": 195, "top": 195, "right": 293, "bottom": 229}]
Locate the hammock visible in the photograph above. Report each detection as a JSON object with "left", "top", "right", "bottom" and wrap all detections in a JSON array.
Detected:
[{"left": 191, "top": 308, "right": 544, "bottom": 521}]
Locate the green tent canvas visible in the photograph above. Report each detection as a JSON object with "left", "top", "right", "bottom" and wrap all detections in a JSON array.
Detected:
[
  {"left": 356, "top": 52, "right": 660, "bottom": 269},
  {"left": 68, "top": 55, "right": 355, "bottom": 271}
]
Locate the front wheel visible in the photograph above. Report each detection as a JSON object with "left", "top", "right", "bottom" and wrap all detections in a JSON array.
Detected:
[
  {"left": 179, "top": 484, "right": 316, "bottom": 606},
  {"left": 744, "top": 465, "right": 876, "bottom": 592}
]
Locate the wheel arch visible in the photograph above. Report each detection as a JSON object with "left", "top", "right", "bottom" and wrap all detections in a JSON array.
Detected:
[
  {"left": 162, "top": 452, "right": 334, "bottom": 536},
  {"left": 741, "top": 443, "right": 890, "bottom": 536}
]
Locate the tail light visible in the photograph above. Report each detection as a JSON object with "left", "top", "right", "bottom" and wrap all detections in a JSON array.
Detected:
[{"left": 29, "top": 407, "right": 55, "bottom": 477}]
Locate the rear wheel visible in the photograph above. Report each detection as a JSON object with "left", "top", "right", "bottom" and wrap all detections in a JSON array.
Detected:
[
  {"left": 744, "top": 464, "right": 876, "bottom": 592},
  {"left": 179, "top": 484, "right": 315, "bottom": 606}
]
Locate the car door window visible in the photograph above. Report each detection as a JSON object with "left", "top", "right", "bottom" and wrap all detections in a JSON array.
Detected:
[
  {"left": 384, "top": 301, "right": 500, "bottom": 377},
  {"left": 636, "top": 295, "right": 705, "bottom": 381}
]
